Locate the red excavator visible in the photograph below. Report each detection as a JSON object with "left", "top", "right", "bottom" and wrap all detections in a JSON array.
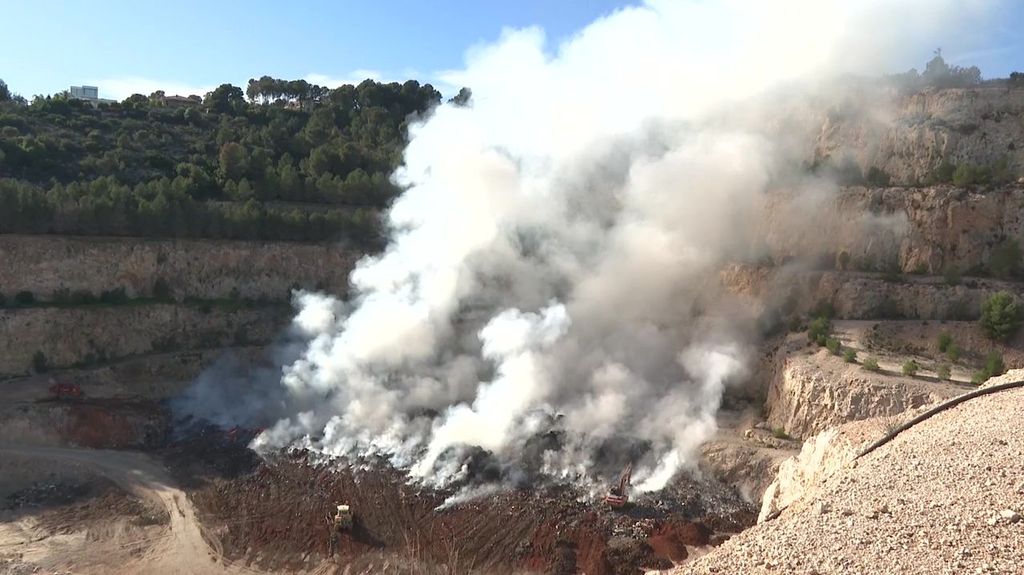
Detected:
[
  {"left": 603, "top": 463, "right": 633, "bottom": 508},
  {"left": 48, "top": 379, "right": 84, "bottom": 401}
]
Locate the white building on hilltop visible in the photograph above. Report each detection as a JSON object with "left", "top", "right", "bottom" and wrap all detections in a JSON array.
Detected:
[
  {"left": 70, "top": 85, "right": 99, "bottom": 100},
  {"left": 69, "top": 85, "right": 115, "bottom": 105}
]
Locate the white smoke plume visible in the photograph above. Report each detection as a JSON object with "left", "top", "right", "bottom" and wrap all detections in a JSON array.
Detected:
[{"left": 186, "top": 0, "right": 997, "bottom": 494}]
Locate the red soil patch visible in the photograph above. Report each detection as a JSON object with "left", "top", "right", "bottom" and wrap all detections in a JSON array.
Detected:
[{"left": 60, "top": 399, "right": 167, "bottom": 448}]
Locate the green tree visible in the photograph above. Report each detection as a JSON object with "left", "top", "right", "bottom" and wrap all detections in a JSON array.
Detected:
[
  {"left": 204, "top": 84, "right": 246, "bottom": 114},
  {"left": 32, "top": 351, "right": 48, "bottom": 373},
  {"left": 448, "top": 87, "right": 472, "bottom": 107},
  {"left": 937, "top": 333, "right": 953, "bottom": 353},
  {"left": 218, "top": 142, "right": 248, "bottom": 181},
  {"left": 0, "top": 78, "right": 10, "bottom": 102},
  {"left": 980, "top": 292, "right": 1022, "bottom": 341}
]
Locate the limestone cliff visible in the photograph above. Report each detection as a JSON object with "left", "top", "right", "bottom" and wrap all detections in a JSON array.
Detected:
[
  {"left": 0, "top": 304, "right": 289, "bottom": 377},
  {"left": 0, "top": 235, "right": 356, "bottom": 302}
]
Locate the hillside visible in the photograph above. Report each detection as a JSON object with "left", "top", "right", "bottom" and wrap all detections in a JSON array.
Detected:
[{"left": 0, "top": 77, "right": 446, "bottom": 244}]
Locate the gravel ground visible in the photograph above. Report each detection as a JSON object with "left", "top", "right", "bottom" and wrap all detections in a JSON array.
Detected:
[{"left": 674, "top": 372, "right": 1024, "bottom": 575}]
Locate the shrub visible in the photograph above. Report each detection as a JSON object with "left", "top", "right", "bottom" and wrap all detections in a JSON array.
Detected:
[
  {"left": 70, "top": 290, "right": 96, "bottom": 305},
  {"left": 989, "top": 240, "right": 1022, "bottom": 279},
  {"left": 946, "top": 343, "right": 962, "bottom": 362},
  {"left": 99, "top": 287, "right": 129, "bottom": 305},
  {"left": 952, "top": 164, "right": 991, "bottom": 187},
  {"left": 882, "top": 261, "right": 904, "bottom": 283},
  {"left": 14, "top": 291, "right": 35, "bottom": 306},
  {"left": 825, "top": 337, "right": 841, "bottom": 355},
  {"left": 937, "top": 333, "right": 953, "bottom": 353},
  {"left": 902, "top": 360, "right": 919, "bottom": 376},
  {"left": 807, "top": 316, "right": 831, "bottom": 345},
  {"left": 873, "top": 297, "right": 904, "bottom": 320},
  {"left": 936, "top": 364, "right": 951, "bottom": 380},
  {"left": 772, "top": 427, "right": 791, "bottom": 440},
  {"left": 836, "top": 250, "right": 851, "bottom": 271},
  {"left": 862, "top": 357, "right": 881, "bottom": 372},
  {"left": 843, "top": 349, "right": 858, "bottom": 363},
  {"left": 865, "top": 166, "right": 891, "bottom": 187},
  {"left": 812, "top": 300, "right": 835, "bottom": 319},
  {"left": 971, "top": 371, "right": 989, "bottom": 385},
  {"left": 51, "top": 288, "right": 71, "bottom": 304},
  {"left": 233, "top": 326, "right": 250, "bottom": 346},
  {"left": 927, "top": 162, "right": 956, "bottom": 184},
  {"left": 980, "top": 291, "right": 1022, "bottom": 341},
  {"left": 153, "top": 278, "right": 173, "bottom": 301},
  {"left": 984, "top": 350, "right": 1005, "bottom": 378},
  {"left": 787, "top": 316, "right": 804, "bottom": 333},
  {"left": 32, "top": 351, "right": 48, "bottom": 373},
  {"left": 943, "top": 266, "right": 961, "bottom": 286}
]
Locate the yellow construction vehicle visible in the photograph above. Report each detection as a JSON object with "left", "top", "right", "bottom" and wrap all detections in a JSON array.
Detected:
[{"left": 332, "top": 504, "right": 353, "bottom": 531}]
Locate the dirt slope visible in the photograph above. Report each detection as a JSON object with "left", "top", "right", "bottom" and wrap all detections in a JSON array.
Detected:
[
  {"left": 0, "top": 446, "right": 250, "bottom": 575},
  {"left": 672, "top": 379, "right": 1024, "bottom": 574}
]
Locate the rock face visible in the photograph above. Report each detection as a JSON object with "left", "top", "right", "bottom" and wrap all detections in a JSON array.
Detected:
[
  {"left": 761, "top": 185, "right": 1024, "bottom": 277},
  {"left": 841, "top": 186, "right": 1024, "bottom": 275},
  {"left": 816, "top": 86, "right": 1024, "bottom": 185},
  {"left": 757, "top": 428, "right": 854, "bottom": 523},
  {"left": 0, "top": 305, "right": 289, "bottom": 377},
  {"left": 764, "top": 342, "right": 961, "bottom": 440},
  {"left": 701, "top": 439, "right": 793, "bottom": 504},
  {"left": 722, "top": 265, "right": 1024, "bottom": 320},
  {"left": 0, "top": 234, "right": 357, "bottom": 301}
]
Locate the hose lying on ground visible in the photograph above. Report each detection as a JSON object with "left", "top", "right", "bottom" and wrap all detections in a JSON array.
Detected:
[
  {"left": 857, "top": 379, "right": 1024, "bottom": 459},
  {"left": 763, "top": 378, "right": 1024, "bottom": 523}
]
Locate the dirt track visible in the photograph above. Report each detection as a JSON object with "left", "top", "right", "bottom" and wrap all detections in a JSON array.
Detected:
[{"left": 0, "top": 446, "right": 249, "bottom": 575}]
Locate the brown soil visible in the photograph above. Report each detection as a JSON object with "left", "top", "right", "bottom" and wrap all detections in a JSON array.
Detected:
[
  {"left": 187, "top": 453, "right": 755, "bottom": 574},
  {"left": 33, "top": 483, "right": 170, "bottom": 533},
  {"left": 61, "top": 399, "right": 169, "bottom": 448}
]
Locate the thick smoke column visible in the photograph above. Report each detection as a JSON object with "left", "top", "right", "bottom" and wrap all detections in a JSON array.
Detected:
[{"left": 213, "top": 0, "right": 993, "bottom": 492}]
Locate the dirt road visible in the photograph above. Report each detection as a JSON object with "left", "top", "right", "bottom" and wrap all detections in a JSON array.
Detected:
[{"left": 0, "top": 446, "right": 250, "bottom": 575}]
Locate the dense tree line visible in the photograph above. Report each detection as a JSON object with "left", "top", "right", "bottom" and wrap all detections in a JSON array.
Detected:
[{"left": 0, "top": 77, "right": 450, "bottom": 244}]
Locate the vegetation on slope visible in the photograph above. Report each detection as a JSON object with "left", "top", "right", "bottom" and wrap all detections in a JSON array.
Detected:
[{"left": 0, "top": 77, "right": 453, "bottom": 245}]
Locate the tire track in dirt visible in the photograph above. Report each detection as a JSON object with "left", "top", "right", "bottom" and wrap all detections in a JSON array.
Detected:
[{"left": 0, "top": 446, "right": 257, "bottom": 575}]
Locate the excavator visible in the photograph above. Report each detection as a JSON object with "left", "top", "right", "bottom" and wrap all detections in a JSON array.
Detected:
[{"left": 603, "top": 463, "right": 633, "bottom": 508}]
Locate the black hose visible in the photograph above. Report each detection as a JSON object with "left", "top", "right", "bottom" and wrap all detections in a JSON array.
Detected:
[{"left": 856, "top": 379, "right": 1024, "bottom": 459}]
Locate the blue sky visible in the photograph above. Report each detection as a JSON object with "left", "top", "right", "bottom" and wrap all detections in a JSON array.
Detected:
[{"left": 2, "top": 0, "right": 1022, "bottom": 101}]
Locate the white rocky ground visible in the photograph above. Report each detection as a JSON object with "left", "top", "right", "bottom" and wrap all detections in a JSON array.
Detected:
[{"left": 675, "top": 369, "right": 1024, "bottom": 575}]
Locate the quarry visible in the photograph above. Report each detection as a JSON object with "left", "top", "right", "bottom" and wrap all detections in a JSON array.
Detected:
[{"left": 4, "top": 3, "right": 1024, "bottom": 575}]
